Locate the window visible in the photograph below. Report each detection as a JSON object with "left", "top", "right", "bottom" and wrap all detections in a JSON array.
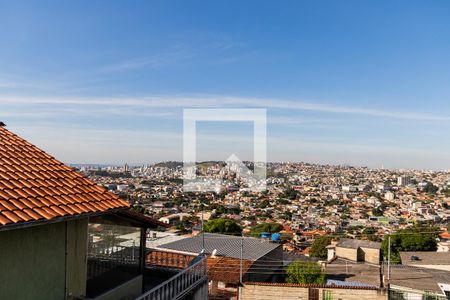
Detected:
[{"left": 86, "top": 219, "right": 142, "bottom": 298}]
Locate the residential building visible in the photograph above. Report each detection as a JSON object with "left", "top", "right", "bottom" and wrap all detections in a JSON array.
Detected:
[
  {"left": 327, "top": 238, "right": 381, "bottom": 264},
  {"left": 398, "top": 176, "right": 412, "bottom": 187},
  {"left": 0, "top": 126, "right": 207, "bottom": 300}
]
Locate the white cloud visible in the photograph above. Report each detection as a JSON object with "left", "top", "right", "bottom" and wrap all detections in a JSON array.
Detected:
[{"left": 0, "top": 94, "right": 448, "bottom": 121}]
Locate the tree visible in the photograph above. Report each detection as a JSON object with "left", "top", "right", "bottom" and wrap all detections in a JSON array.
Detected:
[
  {"left": 250, "top": 222, "right": 283, "bottom": 237},
  {"left": 310, "top": 235, "right": 333, "bottom": 259},
  {"left": 423, "top": 183, "right": 438, "bottom": 194},
  {"left": 281, "top": 188, "right": 298, "bottom": 200},
  {"left": 372, "top": 207, "right": 384, "bottom": 217},
  {"left": 361, "top": 227, "right": 381, "bottom": 242},
  {"left": 381, "top": 226, "right": 438, "bottom": 263},
  {"left": 285, "top": 261, "right": 326, "bottom": 284},
  {"left": 203, "top": 219, "right": 242, "bottom": 235}
]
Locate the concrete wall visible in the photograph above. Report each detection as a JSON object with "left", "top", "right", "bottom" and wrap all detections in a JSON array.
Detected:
[
  {"left": 240, "top": 284, "right": 387, "bottom": 300},
  {"left": 66, "top": 218, "right": 89, "bottom": 298},
  {"left": 0, "top": 222, "right": 67, "bottom": 300},
  {"left": 335, "top": 247, "right": 358, "bottom": 262},
  {"left": 93, "top": 275, "right": 143, "bottom": 300},
  {"left": 359, "top": 247, "right": 380, "bottom": 264},
  {"left": 335, "top": 246, "right": 380, "bottom": 264},
  {"left": 0, "top": 219, "right": 89, "bottom": 300}
]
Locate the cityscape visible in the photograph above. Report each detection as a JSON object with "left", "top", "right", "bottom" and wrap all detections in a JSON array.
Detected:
[
  {"left": 1, "top": 1, "right": 450, "bottom": 300},
  {"left": 79, "top": 161, "right": 450, "bottom": 240}
]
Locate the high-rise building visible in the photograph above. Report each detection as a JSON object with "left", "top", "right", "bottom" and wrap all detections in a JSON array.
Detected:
[{"left": 397, "top": 175, "right": 411, "bottom": 187}]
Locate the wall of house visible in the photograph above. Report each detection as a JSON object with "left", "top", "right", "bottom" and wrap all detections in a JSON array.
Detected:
[
  {"left": 0, "top": 218, "right": 89, "bottom": 300},
  {"left": 245, "top": 245, "right": 283, "bottom": 283},
  {"left": 335, "top": 247, "right": 358, "bottom": 262},
  {"left": 240, "top": 284, "right": 387, "bottom": 300},
  {"left": 66, "top": 218, "right": 89, "bottom": 298},
  {"left": 0, "top": 222, "right": 66, "bottom": 300},
  {"left": 359, "top": 247, "right": 380, "bottom": 264}
]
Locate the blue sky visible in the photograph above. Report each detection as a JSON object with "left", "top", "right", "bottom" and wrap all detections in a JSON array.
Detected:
[{"left": 1, "top": 1, "right": 450, "bottom": 169}]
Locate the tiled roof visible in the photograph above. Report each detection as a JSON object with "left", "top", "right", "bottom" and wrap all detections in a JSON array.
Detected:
[
  {"left": 157, "top": 233, "right": 281, "bottom": 261},
  {"left": 147, "top": 250, "right": 253, "bottom": 284},
  {"left": 439, "top": 231, "right": 450, "bottom": 239},
  {"left": 0, "top": 126, "right": 129, "bottom": 228}
]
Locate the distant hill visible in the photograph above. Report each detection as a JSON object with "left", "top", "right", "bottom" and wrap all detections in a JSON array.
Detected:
[
  {"left": 153, "top": 161, "right": 228, "bottom": 169},
  {"left": 154, "top": 161, "right": 183, "bottom": 169}
]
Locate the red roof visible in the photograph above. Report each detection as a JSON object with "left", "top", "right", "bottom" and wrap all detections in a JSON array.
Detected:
[
  {"left": 0, "top": 126, "right": 129, "bottom": 227},
  {"left": 439, "top": 232, "right": 450, "bottom": 240}
]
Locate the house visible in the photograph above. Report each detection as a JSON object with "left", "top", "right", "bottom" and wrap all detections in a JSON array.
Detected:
[
  {"left": 158, "top": 212, "right": 191, "bottom": 225},
  {"left": 327, "top": 238, "right": 381, "bottom": 264},
  {"left": 438, "top": 231, "right": 450, "bottom": 252},
  {"left": 0, "top": 125, "right": 207, "bottom": 300},
  {"left": 325, "top": 258, "right": 381, "bottom": 288},
  {"left": 153, "top": 232, "right": 283, "bottom": 298},
  {"left": 384, "top": 251, "right": 450, "bottom": 298},
  {"left": 239, "top": 282, "right": 387, "bottom": 300},
  {"left": 389, "top": 265, "right": 450, "bottom": 299},
  {"left": 399, "top": 251, "right": 450, "bottom": 271}
]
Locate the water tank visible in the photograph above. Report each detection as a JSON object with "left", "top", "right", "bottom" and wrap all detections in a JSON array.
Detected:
[
  {"left": 271, "top": 233, "right": 281, "bottom": 242},
  {"left": 260, "top": 232, "right": 271, "bottom": 239}
]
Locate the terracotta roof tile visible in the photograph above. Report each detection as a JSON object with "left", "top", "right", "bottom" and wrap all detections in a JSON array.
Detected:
[
  {"left": 14, "top": 210, "right": 33, "bottom": 222},
  {"left": 59, "top": 205, "right": 76, "bottom": 215},
  {"left": 0, "top": 214, "right": 10, "bottom": 225},
  {"left": 0, "top": 126, "right": 129, "bottom": 227},
  {"left": 2, "top": 211, "right": 21, "bottom": 223}
]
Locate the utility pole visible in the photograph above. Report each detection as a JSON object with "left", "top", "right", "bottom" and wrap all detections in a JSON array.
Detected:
[
  {"left": 201, "top": 210, "right": 205, "bottom": 252},
  {"left": 239, "top": 234, "right": 244, "bottom": 283},
  {"left": 238, "top": 233, "right": 244, "bottom": 300},
  {"left": 387, "top": 235, "right": 391, "bottom": 282}
]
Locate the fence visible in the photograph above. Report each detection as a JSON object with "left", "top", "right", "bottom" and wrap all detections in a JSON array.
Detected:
[
  {"left": 136, "top": 255, "right": 208, "bottom": 300},
  {"left": 389, "top": 286, "right": 448, "bottom": 300}
]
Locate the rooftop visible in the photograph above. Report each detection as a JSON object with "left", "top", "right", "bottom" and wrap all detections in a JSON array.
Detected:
[
  {"left": 337, "top": 238, "right": 381, "bottom": 250},
  {"left": 326, "top": 258, "right": 381, "bottom": 287},
  {"left": 157, "top": 233, "right": 281, "bottom": 261},
  {"left": 0, "top": 126, "right": 129, "bottom": 229},
  {"left": 390, "top": 265, "right": 450, "bottom": 294},
  {"left": 400, "top": 251, "right": 450, "bottom": 268}
]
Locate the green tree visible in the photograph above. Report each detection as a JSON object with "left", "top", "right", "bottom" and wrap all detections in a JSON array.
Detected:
[
  {"left": 372, "top": 207, "right": 384, "bottom": 216},
  {"left": 281, "top": 188, "right": 298, "bottom": 200},
  {"left": 285, "top": 261, "right": 326, "bottom": 284},
  {"left": 381, "top": 226, "right": 438, "bottom": 263},
  {"left": 250, "top": 222, "right": 283, "bottom": 237},
  {"left": 423, "top": 183, "right": 439, "bottom": 194},
  {"left": 203, "top": 219, "right": 242, "bottom": 235},
  {"left": 310, "top": 235, "right": 333, "bottom": 259}
]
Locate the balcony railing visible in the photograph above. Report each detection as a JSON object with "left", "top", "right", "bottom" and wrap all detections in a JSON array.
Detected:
[
  {"left": 136, "top": 255, "right": 208, "bottom": 300},
  {"left": 147, "top": 250, "right": 194, "bottom": 270}
]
